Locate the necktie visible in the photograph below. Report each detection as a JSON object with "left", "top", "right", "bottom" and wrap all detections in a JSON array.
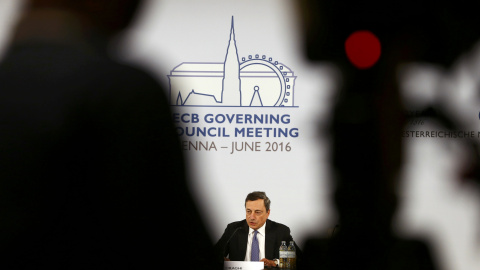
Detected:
[{"left": 251, "top": 230, "right": 259, "bottom": 261}]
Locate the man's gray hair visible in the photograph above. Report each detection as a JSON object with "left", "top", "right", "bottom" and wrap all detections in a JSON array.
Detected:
[{"left": 245, "top": 191, "right": 271, "bottom": 212}]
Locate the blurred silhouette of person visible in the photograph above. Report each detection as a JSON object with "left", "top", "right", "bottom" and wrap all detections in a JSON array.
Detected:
[
  {"left": 0, "top": 0, "right": 215, "bottom": 269},
  {"left": 292, "top": 0, "right": 480, "bottom": 269}
]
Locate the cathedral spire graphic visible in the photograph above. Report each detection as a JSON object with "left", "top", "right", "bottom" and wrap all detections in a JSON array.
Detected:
[
  {"left": 221, "top": 16, "right": 242, "bottom": 106},
  {"left": 168, "top": 17, "right": 297, "bottom": 107}
]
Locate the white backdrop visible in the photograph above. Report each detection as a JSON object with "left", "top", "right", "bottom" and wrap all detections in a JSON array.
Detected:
[
  {"left": 119, "top": 0, "right": 338, "bottom": 246},
  {"left": 1, "top": 1, "right": 480, "bottom": 269}
]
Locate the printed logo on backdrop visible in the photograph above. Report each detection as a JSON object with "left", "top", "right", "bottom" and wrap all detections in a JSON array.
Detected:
[
  {"left": 401, "top": 110, "right": 480, "bottom": 139},
  {"left": 168, "top": 17, "right": 299, "bottom": 154}
]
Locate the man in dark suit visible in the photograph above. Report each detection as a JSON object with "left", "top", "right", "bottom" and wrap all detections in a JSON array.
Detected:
[{"left": 215, "top": 191, "right": 301, "bottom": 268}]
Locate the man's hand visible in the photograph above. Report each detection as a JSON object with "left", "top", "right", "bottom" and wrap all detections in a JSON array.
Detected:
[{"left": 260, "top": 258, "right": 277, "bottom": 267}]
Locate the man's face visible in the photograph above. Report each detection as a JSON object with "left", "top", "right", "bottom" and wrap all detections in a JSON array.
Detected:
[{"left": 245, "top": 199, "right": 270, "bottom": 230}]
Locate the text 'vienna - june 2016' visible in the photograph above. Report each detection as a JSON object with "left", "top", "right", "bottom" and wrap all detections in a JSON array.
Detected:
[{"left": 168, "top": 17, "right": 300, "bottom": 154}]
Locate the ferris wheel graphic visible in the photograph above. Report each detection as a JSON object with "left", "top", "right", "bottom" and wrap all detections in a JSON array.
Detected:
[
  {"left": 168, "top": 17, "right": 297, "bottom": 107},
  {"left": 239, "top": 54, "right": 294, "bottom": 107}
]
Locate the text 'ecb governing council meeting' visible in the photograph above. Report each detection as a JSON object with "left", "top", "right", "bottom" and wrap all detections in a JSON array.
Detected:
[{"left": 167, "top": 17, "right": 300, "bottom": 154}]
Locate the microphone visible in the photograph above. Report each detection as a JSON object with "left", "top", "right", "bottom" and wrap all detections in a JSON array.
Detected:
[
  {"left": 330, "top": 224, "right": 340, "bottom": 238},
  {"left": 223, "top": 226, "right": 243, "bottom": 258}
]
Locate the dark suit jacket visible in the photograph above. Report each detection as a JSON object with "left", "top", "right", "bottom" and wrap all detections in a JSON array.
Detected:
[{"left": 215, "top": 219, "right": 302, "bottom": 262}]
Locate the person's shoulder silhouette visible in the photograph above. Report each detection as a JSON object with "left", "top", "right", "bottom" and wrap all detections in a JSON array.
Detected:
[{"left": 0, "top": 1, "right": 215, "bottom": 269}]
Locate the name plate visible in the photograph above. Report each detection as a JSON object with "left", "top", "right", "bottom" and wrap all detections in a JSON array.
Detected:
[{"left": 224, "top": 261, "right": 264, "bottom": 270}]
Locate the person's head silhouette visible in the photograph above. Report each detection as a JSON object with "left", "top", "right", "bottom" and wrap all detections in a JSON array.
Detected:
[{"left": 28, "top": 0, "right": 142, "bottom": 37}]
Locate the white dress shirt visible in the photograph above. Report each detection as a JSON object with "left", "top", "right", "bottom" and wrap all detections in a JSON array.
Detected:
[{"left": 244, "top": 222, "right": 266, "bottom": 261}]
